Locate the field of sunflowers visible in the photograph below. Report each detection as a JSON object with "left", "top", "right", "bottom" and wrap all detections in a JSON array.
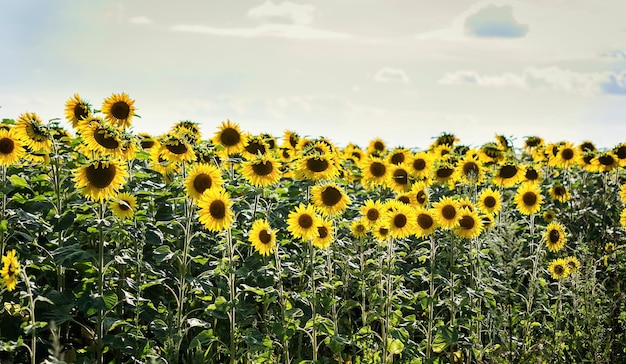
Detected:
[{"left": 0, "top": 93, "right": 625, "bottom": 363}]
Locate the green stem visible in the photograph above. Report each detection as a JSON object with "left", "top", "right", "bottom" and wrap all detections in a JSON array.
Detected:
[
  {"left": 21, "top": 270, "right": 37, "bottom": 364},
  {"left": 427, "top": 235, "right": 436, "bottom": 359},
  {"left": 309, "top": 241, "right": 317, "bottom": 361},
  {"left": 227, "top": 228, "right": 237, "bottom": 364},
  {"left": 275, "top": 245, "right": 291, "bottom": 364},
  {"left": 1, "top": 164, "right": 6, "bottom": 256},
  {"left": 97, "top": 200, "right": 106, "bottom": 364}
]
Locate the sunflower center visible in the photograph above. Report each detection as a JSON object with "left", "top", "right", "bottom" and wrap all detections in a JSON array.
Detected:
[
  {"left": 599, "top": 154, "right": 615, "bottom": 166},
  {"left": 74, "top": 104, "right": 89, "bottom": 121},
  {"left": 554, "top": 186, "right": 566, "bottom": 196},
  {"left": 252, "top": 161, "right": 274, "bottom": 176},
  {"left": 193, "top": 173, "right": 213, "bottom": 193},
  {"left": 484, "top": 196, "right": 496, "bottom": 208},
  {"left": 209, "top": 200, "right": 226, "bottom": 219},
  {"left": 86, "top": 163, "right": 117, "bottom": 188},
  {"left": 499, "top": 165, "right": 518, "bottom": 179},
  {"left": 417, "top": 213, "right": 434, "bottom": 229},
  {"left": 390, "top": 153, "right": 405, "bottom": 165},
  {"left": 307, "top": 157, "right": 329, "bottom": 173},
  {"left": 413, "top": 158, "right": 426, "bottom": 171},
  {"left": 525, "top": 169, "right": 538, "bottom": 180},
  {"left": 393, "top": 214, "right": 407, "bottom": 228},
  {"left": 374, "top": 141, "right": 385, "bottom": 151},
  {"left": 554, "top": 264, "right": 565, "bottom": 275},
  {"left": 111, "top": 101, "right": 131, "bottom": 120},
  {"left": 165, "top": 142, "right": 188, "bottom": 155},
  {"left": 289, "top": 134, "right": 299, "bottom": 148},
  {"left": 259, "top": 230, "right": 272, "bottom": 244},
  {"left": 354, "top": 224, "right": 366, "bottom": 234},
  {"left": 118, "top": 201, "right": 131, "bottom": 211},
  {"left": 0, "top": 137, "right": 15, "bottom": 155},
  {"left": 245, "top": 141, "right": 266, "bottom": 156},
  {"left": 416, "top": 191, "right": 427, "bottom": 204},
  {"left": 370, "top": 162, "right": 386, "bottom": 177},
  {"left": 321, "top": 187, "right": 342, "bottom": 207},
  {"left": 441, "top": 205, "right": 456, "bottom": 220},
  {"left": 93, "top": 128, "right": 120, "bottom": 149},
  {"left": 615, "top": 146, "right": 626, "bottom": 159},
  {"left": 317, "top": 226, "right": 329, "bottom": 239},
  {"left": 398, "top": 196, "right": 411, "bottom": 204},
  {"left": 298, "top": 214, "right": 313, "bottom": 229},
  {"left": 459, "top": 215, "right": 475, "bottom": 229},
  {"left": 436, "top": 167, "right": 454, "bottom": 178},
  {"left": 463, "top": 162, "right": 479, "bottom": 176},
  {"left": 393, "top": 169, "right": 409, "bottom": 185},
  {"left": 549, "top": 229, "right": 560, "bottom": 243},
  {"left": 522, "top": 192, "right": 537, "bottom": 206},
  {"left": 220, "top": 128, "right": 241, "bottom": 147},
  {"left": 140, "top": 139, "right": 155, "bottom": 149},
  {"left": 282, "top": 149, "right": 291, "bottom": 159},
  {"left": 366, "top": 209, "right": 379, "bottom": 221},
  {"left": 561, "top": 148, "right": 574, "bottom": 160},
  {"left": 378, "top": 227, "right": 389, "bottom": 236}
]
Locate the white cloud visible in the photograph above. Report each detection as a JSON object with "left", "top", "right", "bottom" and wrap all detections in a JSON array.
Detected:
[
  {"left": 247, "top": 1, "right": 315, "bottom": 26},
  {"left": 439, "top": 67, "right": 626, "bottom": 95},
  {"left": 372, "top": 67, "right": 410, "bottom": 83},
  {"left": 464, "top": 4, "right": 528, "bottom": 38},
  {"left": 170, "top": 23, "right": 350, "bottom": 40},
  {"left": 129, "top": 16, "right": 152, "bottom": 25}
]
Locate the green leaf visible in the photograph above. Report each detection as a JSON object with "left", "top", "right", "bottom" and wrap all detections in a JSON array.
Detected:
[{"left": 9, "top": 174, "right": 28, "bottom": 189}]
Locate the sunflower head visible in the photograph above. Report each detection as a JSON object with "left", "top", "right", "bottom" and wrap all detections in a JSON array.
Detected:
[
  {"left": 0, "top": 128, "right": 26, "bottom": 166},
  {"left": 197, "top": 188, "right": 234, "bottom": 232},
  {"left": 249, "top": 219, "right": 276, "bottom": 256},
  {"left": 366, "top": 138, "right": 387, "bottom": 157},
  {"left": 1, "top": 249, "right": 20, "bottom": 292},
  {"left": 213, "top": 119, "right": 247, "bottom": 156},
  {"left": 65, "top": 94, "right": 92, "bottom": 128},
  {"left": 350, "top": 218, "right": 369, "bottom": 238},
  {"left": 433, "top": 196, "right": 460, "bottom": 230},
  {"left": 15, "top": 112, "right": 52, "bottom": 153},
  {"left": 311, "top": 183, "right": 351, "bottom": 216},
  {"left": 312, "top": 219, "right": 334, "bottom": 249},
  {"left": 454, "top": 209, "right": 483, "bottom": 239},
  {"left": 73, "top": 159, "right": 129, "bottom": 201},
  {"left": 514, "top": 183, "right": 543, "bottom": 216},
  {"left": 102, "top": 92, "right": 136, "bottom": 128},
  {"left": 185, "top": 163, "right": 224, "bottom": 200},
  {"left": 241, "top": 155, "right": 281, "bottom": 187},
  {"left": 287, "top": 203, "right": 320, "bottom": 241},
  {"left": 544, "top": 221, "right": 567, "bottom": 252},
  {"left": 109, "top": 192, "right": 137, "bottom": 220},
  {"left": 548, "top": 258, "right": 570, "bottom": 280}
]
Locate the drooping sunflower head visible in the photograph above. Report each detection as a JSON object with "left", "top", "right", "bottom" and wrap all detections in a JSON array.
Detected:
[
  {"left": 248, "top": 219, "right": 276, "bottom": 257},
  {"left": 477, "top": 188, "right": 501, "bottom": 215},
  {"left": 287, "top": 203, "right": 320, "bottom": 241},
  {"left": 170, "top": 120, "right": 201, "bottom": 145},
  {"left": 73, "top": 159, "right": 129, "bottom": 201},
  {"left": 312, "top": 218, "right": 334, "bottom": 249},
  {"left": 431, "top": 132, "right": 459, "bottom": 149},
  {"left": 282, "top": 130, "right": 300, "bottom": 150},
  {"left": 64, "top": 93, "right": 92, "bottom": 128},
  {"left": 454, "top": 208, "right": 483, "bottom": 239},
  {"left": 478, "top": 142, "right": 504, "bottom": 164},
  {"left": 185, "top": 163, "right": 225, "bottom": 200},
  {"left": 514, "top": 183, "right": 543, "bottom": 216},
  {"left": 15, "top": 112, "right": 52, "bottom": 153},
  {"left": 311, "top": 183, "right": 351, "bottom": 216},
  {"left": 138, "top": 133, "right": 158, "bottom": 150},
  {"left": 242, "top": 134, "right": 269, "bottom": 159},
  {"left": 213, "top": 119, "right": 247, "bottom": 156},
  {"left": 612, "top": 143, "right": 626, "bottom": 167},
  {"left": 101, "top": 92, "right": 136, "bottom": 129},
  {"left": 0, "top": 128, "right": 26, "bottom": 166},
  {"left": 109, "top": 192, "right": 137, "bottom": 220},
  {"left": 433, "top": 196, "right": 460, "bottom": 230},
  {"left": 523, "top": 136, "right": 544, "bottom": 151},
  {"left": 1, "top": 249, "right": 20, "bottom": 292},
  {"left": 241, "top": 155, "right": 281, "bottom": 187},
  {"left": 495, "top": 134, "right": 512, "bottom": 151},
  {"left": 197, "top": 188, "right": 234, "bottom": 232},
  {"left": 578, "top": 141, "right": 596, "bottom": 154},
  {"left": 544, "top": 221, "right": 567, "bottom": 252},
  {"left": 549, "top": 184, "right": 570, "bottom": 203},
  {"left": 159, "top": 134, "right": 196, "bottom": 163},
  {"left": 77, "top": 116, "right": 124, "bottom": 158},
  {"left": 548, "top": 258, "right": 570, "bottom": 280}
]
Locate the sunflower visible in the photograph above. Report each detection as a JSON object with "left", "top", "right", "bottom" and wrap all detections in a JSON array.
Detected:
[
  {"left": 478, "top": 142, "right": 504, "bottom": 164},
  {"left": 213, "top": 119, "right": 247, "bottom": 156},
  {"left": 287, "top": 204, "right": 319, "bottom": 241},
  {"left": 410, "top": 181, "right": 430, "bottom": 208},
  {"left": 64, "top": 94, "right": 92, "bottom": 128},
  {"left": 159, "top": 135, "right": 196, "bottom": 163},
  {"left": 350, "top": 218, "right": 369, "bottom": 238},
  {"left": 282, "top": 130, "right": 300, "bottom": 150},
  {"left": 613, "top": 143, "right": 626, "bottom": 167},
  {"left": 432, "top": 161, "right": 456, "bottom": 186},
  {"left": 414, "top": 208, "right": 438, "bottom": 237},
  {"left": 593, "top": 152, "right": 619, "bottom": 172},
  {"left": 542, "top": 210, "right": 556, "bottom": 223},
  {"left": 1, "top": 249, "right": 20, "bottom": 292},
  {"left": 149, "top": 146, "right": 180, "bottom": 181},
  {"left": 197, "top": 188, "right": 234, "bottom": 232},
  {"left": 619, "top": 184, "right": 626, "bottom": 203},
  {"left": 297, "top": 154, "right": 339, "bottom": 181},
  {"left": 605, "top": 242, "right": 615, "bottom": 253},
  {"left": 360, "top": 199, "right": 384, "bottom": 227},
  {"left": 73, "top": 159, "right": 129, "bottom": 201},
  {"left": 481, "top": 214, "right": 495, "bottom": 229},
  {"left": 387, "top": 163, "right": 412, "bottom": 192},
  {"left": 170, "top": 120, "right": 202, "bottom": 145},
  {"left": 550, "top": 142, "right": 578, "bottom": 169},
  {"left": 361, "top": 157, "right": 390, "bottom": 187},
  {"left": 432, "top": 196, "right": 460, "bottom": 230},
  {"left": 549, "top": 184, "right": 570, "bottom": 203},
  {"left": 548, "top": 258, "right": 570, "bottom": 280},
  {"left": 409, "top": 151, "right": 434, "bottom": 180},
  {"left": 395, "top": 192, "right": 414, "bottom": 206},
  {"left": 565, "top": 256, "right": 581, "bottom": 273},
  {"left": 366, "top": 138, "right": 387, "bottom": 157},
  {"left": 371, "top": 223, "right": 392, "bottom": 242},
  {"left": 432, "top": 132, "right": 459, "bottom": 148},
  {"left": 241, "top": 155, "right": 281, "bottom": 187},
  {"left": 457, "top": 197, "right": 475, "bottom": 212},
  {"left": 493, "top": 163, "right": 525, "bottom": 187},
  {"left": 477, "top": 188, "right": 501, "bottom": 215},
  {"left": 109, "top": 192, "right": 137, "bottom": 220},
  {"left": 0, "top": 128, "right": 25, "bottom": 166},
  {"left": 312, "top": 218, "right": 334, "bottom": 249},
  {"left": 620, "top": 208, "right": 626, "bottom": 230},
  {"left": 242, "top": 134, "right": 269, "bottom": 159},
  {"left": 522, "top": 165, "right": 542, "bottom": 185},
  {"left": 544, "top": 221, "right": 567, "bottom": 252},
  {"left": 454, "top": 208, "right": 483, "bottom": 239},
  {"left": 311, "top": 183, "right": 351, "bottom": 216},
  {"left": 23, "top": 146, "right": 50, "bottom": 165},
  {"left": 248, "top": 219, "right": 276, "bottom": 256},
  {"left": 101, "top": 92, "right": 136, "bottom": 128},
  {"left": 495, "top": 134, "right": 512, "bottom": 151},
  {"left": 342, "top": 144, "right": 365, "bottom": 165},
  {"left": 77, "top": 116, "right": 124, "bottom": 157},
  {"left": 387, "top": 147, "right": 411, "bottom": 165},
  {"left": 514, "top": 183, "right": 543, "bottom": 215},
  {"left": 185, "top": 163, "right": 224, "bottom": 200},
  {"left": 455, "top": 155, "right": 485, "bottom": 184},
  {"left": 14, "top": 112, "right": 52, "bottom": 153},
  {"left": 385, "top": 203, "right": 417, "bottom": 239},
  {"left": 432, "top": 144, "right": 454, "bottom": 161},
  {"left": 523, "top": 136, "right": 544, "bottom": 152}
]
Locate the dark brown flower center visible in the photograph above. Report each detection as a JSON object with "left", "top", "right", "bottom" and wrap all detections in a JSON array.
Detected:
[
  {"left": 441, "top": 205, "right": 456, "bottom": 220},
  {"left": 525, "top": 169, "right": 539, "bottom": 180},
  {"left": 0, "top": 137, "right": 15, "bottom": 155},
  {"left": 298, "top": 214, "right": 313, "bottom": 229},
  {"left": 367, "top": 209, "right": 379, "bottom": 221},
  {"left": 398, "top": 196, "right": 411, "bottom": 204},
  {"left": 393, "top": 214, "right": 407, "bottom": 228},
  {"left": 390, "top": 153, "right": 405, "bottom": 165},
  {"left": 553, "top": 186, "right": 566, "bottom": 196},
  {"left": 373, "top": 141, "right": 385, "bottom": 151},
  {"left": 289, "top": 134, "right": 299, "bottom": 148},
  {"left": 93, "top": 128, "right": 120, "bottom": 149},
  {"left": 416, "top": 190, "right": 427, "bottom": 205},
  {"left": 259, "top": 229, "right": 272, "bottom": 244},
  {"left": 523, "top": 192, "right": 537, "bottom": 206},
  {"left": 306, "top": 157, "right": 329, "bottom": 173},
  {"left": 321, "top": 186, "right": 342, "bottom": 207},
  {"left": 245, "top": 141, "right": 266, "bottom": 156},
  {"left": 369, "top": 162, "right": 386, "bottom": 177},
  {"left": 499, "top": 165, "right": 518, "bottom": 179},
  {"left": 209, "top": 200, "right": 226, "bottom": 219},
  {"left": 554, "top": 264, "right": 565, "bottom": 275},
  {"left": 140, "top": 139, "right": 155, "bottom": 149},
  {"left": 549, "top": 229, "right": 560, "bottom": 243},
  {"left": 413, "top": 158, "right": 426, "bottom": 171},
  {"left": 463, "top": 162, "right": 479, "bottom": 177},
  {"left": 252, "top": 161, "right": 274, "bottom": 176},
  {"left": 459, "top": 215, "right": 475, "bottom": 229},
  {"left": 86, "top": 163, "right": 117, "bottom": 188},
  {"left": 74, "top": 104, "right": 89, "bottom": 121},
  {"left": 561, "top": 148, "right": 574, "bottom": 160},
  {"left": 193, "top": 173, "right": 213, "bottom": 193},
  {"left": 599, "top": 154, "right": 615, "bottom": 166},
  {"left": 317, "top": 226, "right": 329, "bottom": 239},
  {"left": 615, "top": 146, "right": 626, "bottom": 159},
  {"left": 484, "top": 196, "right": 497, "bottom": 208},
  {"left": 118, "top": 200, "right": 131, "bottom": 211},
  {"left": 220, "top": 128, "right": 241, "bottom": 147},
  {"left": 393, "top": 169, "right": 409, "bottom": 185},
  {"left": 436, "top": 167, "right": 454, "bottom": 178},
  {"left": 111, "top": 101, "right": 131, "bottom": 120},
  {"left": 417, "top": 213, "right": 434, "bottom": 229}
]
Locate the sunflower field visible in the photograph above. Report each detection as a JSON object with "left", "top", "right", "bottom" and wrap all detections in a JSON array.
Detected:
[{"left": 0, "top": 93, "right": 625, "bottom": 364}]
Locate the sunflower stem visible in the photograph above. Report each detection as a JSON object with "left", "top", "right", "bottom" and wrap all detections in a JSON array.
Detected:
[
  {"left": 96, "top": 200, "right": 106, "bottom": 364},
  {"left": 449, "top": 234, "right": 456, "bottom": 363},
  {"left": 426, "top": 235, "right": 436, "bottom": 359},
  {"left": 382, "top": 237, "right": 395, "bottom": 363},
  {"left": 1, "top": 164, "right": 6, "bottom": 256},
  {"left": 309, "top": 240, "right": 318, "bottom": 361},
  {"left": 20, "top": 268, "right": 37, "bottom": 364},
  {"left": 274, "top": 244, "right": 291, "bottom": 364},
  {"left": 227, "top": 227, "right": 237, "bottom": 364}
]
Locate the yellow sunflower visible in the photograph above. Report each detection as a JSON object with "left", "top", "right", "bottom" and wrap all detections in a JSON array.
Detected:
[
  {"left": 1, "top": 249, "right": 20, "bottom": 292},
  {"left": 14, "top": 112, "right": 52, "bottom": 153},
  {"left": 101, "top": 92, "right": 136, "bottom": 128},
  {"left": 241, "top": 155, "right": 281, "bottom": 187},
  {"left": 343, "top": 144, "right": 365, "bottom": 166},
  {"left": 432, "top": 161, "right": 456, "bottom": 186},
  {"left": 109, "top": 192, "right": 137, "bottom": 220},
  {"left": 410, "top": 181, "right": 430, "bottom": 208},
  {"left": 493, "top": 163, "right": 525, "bottom": 187},
  {"left": 350, "top": 218, "right": 369, "bottom": 238},
  {"left": 544, "top": 221, "right": 567, "bottom": 252},
  {"left": 523, "top": 136, "right": 544, "bottom": 152},
  {"left": 185, "top": 163, "right": 224, "bottom": 200},
  {"left": 138, "top": 133, "right": 158, "bottom": 150},
  {"left": 312, "top": 218, "right": 334, "bottom": 249},
  {"left": 455, "top": 154, "right": 485, "bottom": 185},
  {"left": 362, "top": 157, "right": 390, "bottom": 188},
  {"left": 213, "top": 119, "right": 247, "bottom": 156},
  {"left": 477, "top": 188, "right": 501, "bottom": 216},
  {"left": 613, "top": 143, "right": 626, "bottom": 167},
  {"left": 414, "top": 208, "right": 438, "bottom": 237},
  {"left": 159, "top": 135, "right": 196, "bottom": 163},
  {"left": 360, "top": 199, "right": 384, "bottom": 228},
  {"left": 620, "top": 208, "right": 626, "bottom": 230},
  {"left": 543, "top": 210, "right": 556, "bottom": 223},
  {"left": 387, "top": 163, "right": 412, "bottom": 192},
  {"left": 550, "top": 142, "right": 578, "bottom": 169},
  {"left": 514, "top": 183, "right": 543, "bottom": 215},
  {"left": 395, "top": 192, "right": 414, "bottom": 206},
  {"left": 454, "top": 208, "right": 483, "bottom": 239},
  {"left": 431, "top": 132, "right": 459, "bottom": 148},
  {"left": 149, "top": 146, "right": 180, "bottom": 181},
  {"left": 432, "top": 196, "right": 460, "bottom": 230},
  {"left": 522, "top": 165, "right": 543, "bottom": 185},
  {"left": 593, "top": 152, "right": 619, "bottom": 172},
  {"left": 565, "top": 256, "right": 581, "bottom": 273},
  {"left": 366, "top": 138, "right": 387, "bottom": 157},
  {"left": 197, "top": 188, "right": 234, "bottom": 232},
  {"left": 287, "top": 204, "right": 320, "bottom": 241},
  {"left": 311, "top": 183, "right": 351, "bottom": 216},
  {"left": 481, "top": 214, "right": 495, "bottom": 229},
  {"left": 73, "top": 159, "right": 129, "bottom": 201},
  {"left": 242, "top": 134, "right": 269, "bottom": 159},
  {"left": 64, "top": 93, "right": 92, "bottom": 128},
  {"left": 282, "top": 130, "right": 300, "bottom": 150},
  {"left": 248, "top": 219, "right": 276, "bottom": 256},
  {"left": 409, "top": 151, "right": 434, "bottom": 180},
  {"left": 620, "top": 184, "right": 626, "bottom": 203},
  {"left": 387, "top": 147, "right": 411, "bottom": 165},
  {"left": 297, "top": 154, "right": 339, "bottom": 181},
  {"left": 548, "top": 258, "right": 570, "bottom": 280},
  {"left": 0, "top": 128, "right": 25, "bottom": 166},
  {"left": 385, "top": 203, "right": 417, "bottom": 239},
  {"left": 170, "top": 120, "right": 202, "bottom": 145},
  {"left": 549, "top": 184, "right": 570, "bottom": 203},
  {"left": 371, "top": 223, "right": 392, "bottom": 242},
  {"left": 77, "top": 116, "right": 124, "bottom": 157}
]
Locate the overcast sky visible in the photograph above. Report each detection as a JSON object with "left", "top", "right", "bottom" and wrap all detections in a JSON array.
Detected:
[{"left": 2, "top": 0, "right": 626, "bottom": 150}]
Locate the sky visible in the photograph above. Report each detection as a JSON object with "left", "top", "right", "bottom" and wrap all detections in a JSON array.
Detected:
[{"left": 2, "top": 0, "right": 626, "bottom": 150}]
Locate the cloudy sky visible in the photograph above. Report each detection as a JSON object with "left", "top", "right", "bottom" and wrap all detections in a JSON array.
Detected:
[{"left": 2, "top": 0, "right": 626, "bottom": 150}]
